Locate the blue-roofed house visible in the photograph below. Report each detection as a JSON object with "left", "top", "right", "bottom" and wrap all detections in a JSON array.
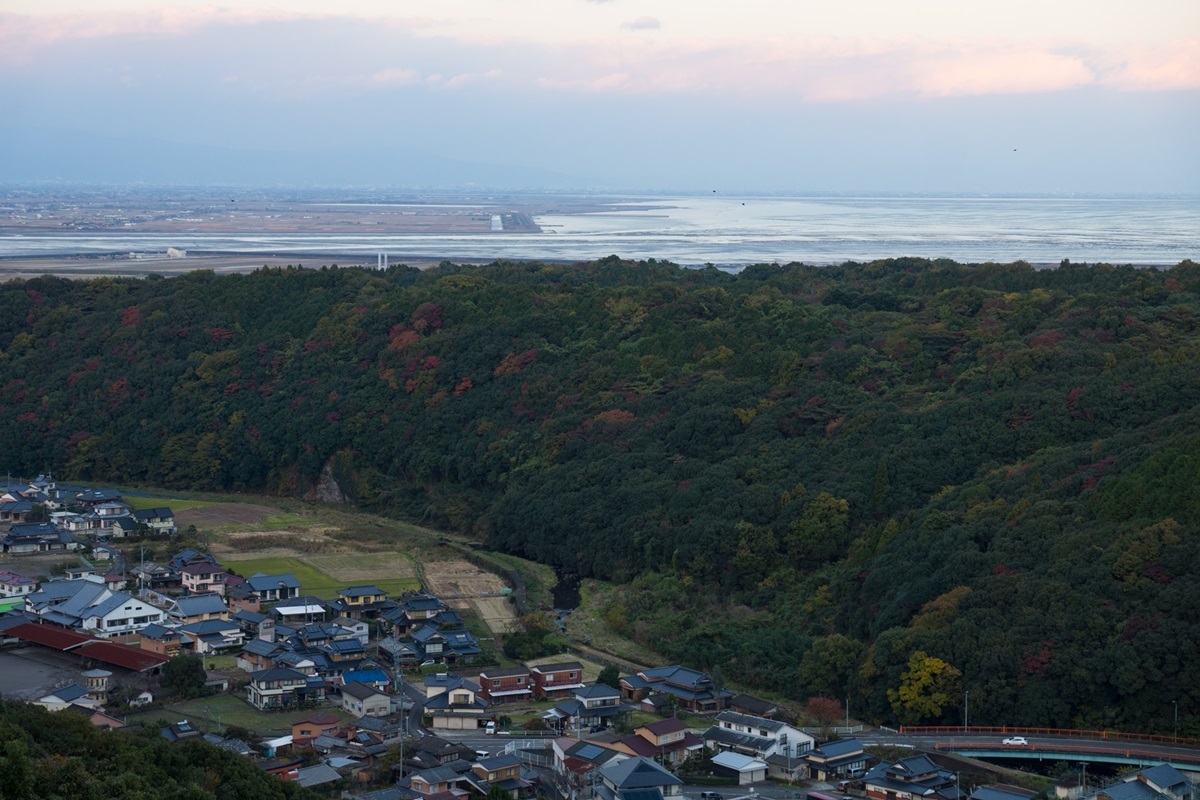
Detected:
[
  {"left": 411, "top": 625, "right": 449, "bottom": 662},
  {"left": 25, "top": 579, "right": 166, "bottom": 638},
  {"left": 472, "top": 754, "right": 531, "bottom": 799},
  {"left": 169, "top": 592, "right": 230, "bottom": 624},
  {"left": 620, "top": 665, "right": 731, "bottom": 713},
  {"left": 543, "top": 683, "right": 631, "bottom": 733},
  {"left": 971, "top": 786, "right": 1038, "bottom": 800},
  {"left": 1098, "top": 766, "right": 1196, "bottom": 800},
  {"left": 2, "top": 522, "right": 80, "bottom": 554},
  {"left": 169, "top": 548, "right": 218, "bottom": 570},
  {"left": 246, "top": 572, "right": 301, "bottom": 602},
  {"left": 236, "top": 636, "right": 281, "bottom": 672},
  {"left": 246, "top": 666, "right": 324, "bottom": 709},
  {"left": 864, "top": 754, "right": 962, "bottom": 800},
  {"left": 178, "top": 618, "right": 245, "bottom": 653},
  {"left": 342, "top": 668, "right": 390, "bottom": 690},
  {"left": 133, "top": 507, "right": 176, "bottom": 535},
  {"left": 597, "top": 756, "right": 683, "bottom": 800},
  {"left": 0, "top": 498, "right": 36, "bottom": 523},
  {"left": 805, "top": 737, "right": 872, "bottom": 781},
  {"left": 331, "top": 584, "right": 390, "bottom": 619}
]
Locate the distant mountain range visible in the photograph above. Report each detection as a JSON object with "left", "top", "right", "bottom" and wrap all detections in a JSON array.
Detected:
[{"left": 0, "top": 126, "right": 579, "bottom": 189}]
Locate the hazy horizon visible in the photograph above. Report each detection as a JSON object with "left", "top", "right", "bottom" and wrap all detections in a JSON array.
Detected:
[{"left": 1, "top": 1, "right": 1198, "bottom": 193}]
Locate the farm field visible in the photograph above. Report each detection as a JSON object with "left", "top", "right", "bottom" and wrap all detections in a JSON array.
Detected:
[
  {"left": 123, "top": 495, "right": 216, "bottom": 512},
  {"left": 129, "top": 693, "right": 355, "bottom": 737},
  {"left": 424, "top": 559, "right": 517, "bottom": 634},
  {"left": 102, "top": 492, "right": 529, "bottom": 635},
  {"left": 223, "top": 555, "right": 420, "bottom": 599}
]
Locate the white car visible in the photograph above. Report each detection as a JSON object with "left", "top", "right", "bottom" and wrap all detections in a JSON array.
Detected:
[{"left": 1002, "top": 736, "right": 1029, "bottom": 746}]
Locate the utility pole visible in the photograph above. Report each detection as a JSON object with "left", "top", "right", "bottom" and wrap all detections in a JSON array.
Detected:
[
  {"left": 1174, "top": 700, "right": 1179, "bottom": 742},
  {"left": 965, "top": 689, "right": 969, "bottom": 733},
  {"left": 845, "top": 697, "right": 849, "bottom": 730}
]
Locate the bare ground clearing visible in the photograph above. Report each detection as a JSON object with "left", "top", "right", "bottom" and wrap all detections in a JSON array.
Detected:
[
  {"left": 423, "top": 559, "right": 516, "bottom": 635},
  {"left": 175, "top": 503, "right": 280, "bottom": 529}
]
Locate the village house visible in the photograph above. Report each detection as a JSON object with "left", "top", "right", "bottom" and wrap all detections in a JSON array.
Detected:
[
  {"left": 138, "top": 622, "right": 192, "bottom": 657},
  {"left": 971, "top": 786, "right": 1039, "bottom": 800},
  {"left": 551, "top": 738, "right": 629, "bottom": 800},
  {"left": 178, "top": 618, "right": 245, "bottom": 653},
  {"left": 618, "top": 718, "right": 704, "bottom": 767},
  {"left": 805, "top": 737, "right": 873, "bottom": 782},
  {"left": 0, "top": 569, "right": 39, "bottom": 596},
  {"left": 1, "top": 522, "right": 81, "bottom": 554},
  {"left": 408, "top": 765, "right": 466, "bottom": 796},
  {"left": 292, "top": 713, "right": 343, "bottom": 745},
  {"left": 342, "top": 682, "right": 392, "bottom": 718},
  {"left": 478, "top": 666, "right": 534, "bottom": 705},
  {"left": 245, "top": 666, "right": 325, "bottom": 710},
  {"left": 180, "top": 561, "right": 228, "bottom": 595},
  {"left": 25, "top": 578, "right": 165, "bottom": 638},
  {"left": 531, "top": 661, "right": 586, "bottom": 699},
  {"left": 544, "top": 683, "right": 629, "bottom": 733},
  {"left": 330, "top": 585, "right": 391, "bottom": 619},
  {"left": 1094, "top": 765, "right": 1197, "bottom": 800},
  {"left": 246, "top": 572, "right": 302, "bottom": 603},
  {"left": 702, "top": 709, "right": 814, "bottom": 781},
  {"left": 621, "top": 665, "right": 732, "bottom": 713},
  {"left": 381, "top": 592, "right": 449, "bottom": 637},
  {"left": 237, "top": 637, "right": 282, "bottom": 671},
  {"left": 474, "top": 754, "right": 529, "bottom": 799},
  {"left": 133, "top": 507, "right": 176, "bottom": 535},
  {"left": 168, "top": 593, "right": 230, "bottom": 624},
  {"left": 0, "top": 497, "right": 36, "bottom": 522},
  {"left": 332, "top": 615, "right": 369, "bottom": 646},
  {"left": 597, "top": 755, "right": 683, "bottom": 800},
  {"left": 864, "top": 754, "right": 962, "bottom": 800},
  {"left": 423, "top": 674, "right": 489, "bottom": 731},
  {"left": 271, "top": 595, "right": 328, "bottom": 625},
  {"left": 233, "top": 608, "right": 276, "bottom": 642}
]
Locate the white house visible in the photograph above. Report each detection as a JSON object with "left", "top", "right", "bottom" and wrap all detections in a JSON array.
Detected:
[
  {"left": 25, "top": 579, "right": 166, "bottom": 638},
  {"left": 702, "top": 710, "right": 815, "bottom": 781},
  {"left": 341, "top": 682, "right": 391, "bottom": 718}
]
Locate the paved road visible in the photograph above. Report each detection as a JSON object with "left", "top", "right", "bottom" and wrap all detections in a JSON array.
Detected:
[{"left": 858, "top": 731, "right": 1200, "bottom": 768}]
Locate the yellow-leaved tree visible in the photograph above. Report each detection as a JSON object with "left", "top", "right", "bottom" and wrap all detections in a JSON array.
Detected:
[{"left": 887, "top": 650, "right": 962, "bottom": 725}]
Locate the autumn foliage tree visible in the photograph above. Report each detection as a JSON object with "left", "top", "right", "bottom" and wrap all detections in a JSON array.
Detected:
[{"left": 887, "top": 651, "right": 962, "bottom": 725}]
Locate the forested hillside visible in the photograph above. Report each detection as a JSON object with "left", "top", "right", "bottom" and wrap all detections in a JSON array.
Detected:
[
  {"left": 0, "top": 699, "right": 317, "bottom": 799},
  {"left": 2, "top": 257, "right": 1198, "bottom": 732}
]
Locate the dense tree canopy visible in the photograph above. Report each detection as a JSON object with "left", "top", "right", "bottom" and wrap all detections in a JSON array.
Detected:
[
  {"left": 2, "top": 256, "right": 1199, "bottom": 731},
  {"left": 0, "top": 700, "right": 317, "bottom": 800}
]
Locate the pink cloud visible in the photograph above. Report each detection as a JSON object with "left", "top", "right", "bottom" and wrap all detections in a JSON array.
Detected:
[
  {"left": 371, "top": 67, "right": 421, "bottom": 87},
  {"left": 1098, "top": 39, "right": 1200, "bottom": 91},
  {"left": 621, "top": 17, "right": 661, "bottom": 32},
  {"left": 2, "top": 8, "right": 1195, "bottom": 101}
]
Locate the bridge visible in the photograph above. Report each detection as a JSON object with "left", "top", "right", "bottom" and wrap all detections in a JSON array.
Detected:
[{"left": 891, "top": 727, "right": 1200, "bottom": 772}]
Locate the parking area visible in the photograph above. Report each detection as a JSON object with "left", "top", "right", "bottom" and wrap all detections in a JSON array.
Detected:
[{"left": 0, "top": 647, "right": 81, "bottom": 700}]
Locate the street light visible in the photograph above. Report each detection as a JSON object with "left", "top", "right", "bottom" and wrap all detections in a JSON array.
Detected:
[
  {"left": 1173, "top": 701, "right": 1178, "bottom": 742},
  {"left": 964, "top": 690, "right": 969, "bottom": 733}
]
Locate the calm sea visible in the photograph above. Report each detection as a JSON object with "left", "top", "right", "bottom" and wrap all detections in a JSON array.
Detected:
[{"left": 3, "top": 195, "right": 1197, "bottom": 268}]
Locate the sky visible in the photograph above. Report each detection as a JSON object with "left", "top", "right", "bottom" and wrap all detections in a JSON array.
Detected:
[{"left": 1, "top": 0, "right": 1197, "bottom": 192}]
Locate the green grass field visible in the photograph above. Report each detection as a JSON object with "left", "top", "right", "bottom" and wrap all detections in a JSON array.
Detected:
[
  {"left": 224, "top": 555, "right": 420, "bottom": 600},
  {"left": 123, "top": 495, "right": 217, "bottom": 512},
  {"left": 163, "top": 694, "right": 355, "bottom": 737}
]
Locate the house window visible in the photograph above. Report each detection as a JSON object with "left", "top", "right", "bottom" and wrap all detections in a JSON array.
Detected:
[{"left": 493, "top": 680, "right": 500, "bottom": 687}]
